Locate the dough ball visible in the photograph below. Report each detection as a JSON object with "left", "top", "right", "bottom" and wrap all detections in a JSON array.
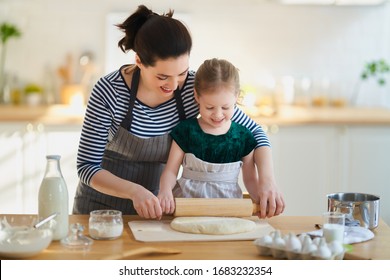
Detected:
[{"left": 170, "top": 217, "right": 256, "bottom": 235}]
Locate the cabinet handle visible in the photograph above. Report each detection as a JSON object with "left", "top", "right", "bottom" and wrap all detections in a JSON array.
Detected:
[
  {"left": 25, "top": 123, "right": 45, "bottom": 133},
  {"left": 37, "top": 123, "right": 45, "bottom": 132},
  {"left": 26, "top": 123, "right": 34, "bottom": 132}
]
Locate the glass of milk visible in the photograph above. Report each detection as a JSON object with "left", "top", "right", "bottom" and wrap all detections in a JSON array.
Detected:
[{"left": 322, "top": 212, "right": 345, "bottom": 243}]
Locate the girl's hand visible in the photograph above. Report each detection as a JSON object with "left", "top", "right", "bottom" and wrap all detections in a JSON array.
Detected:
[
  {"left": 255, "top": 181, "right": 285, "bottom": 219},
  {"left": 158, "top": 191, "right": 176, "bottom": 214},
  {"left": 251, "top": 146, "right": 285, "bottom": 219}
]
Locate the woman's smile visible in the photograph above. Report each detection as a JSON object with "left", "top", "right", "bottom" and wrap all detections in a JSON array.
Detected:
[{"left": 160, "top": 85, "right": 174, "bottom": 95}]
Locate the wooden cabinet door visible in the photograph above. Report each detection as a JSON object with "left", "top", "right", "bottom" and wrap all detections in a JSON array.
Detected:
[
  {"left": 268, "top": 125, "right": 339, "bottom": 216},
  {"left": 0, "top": 123, "right": 25, "bottom": 213},
  {"left": 42, "top": 124, "right": 82, "bottom": 214},
  {"left": 0, "top": 123, "right": 81, "bottom": 214},
  {"left": 342, "top": 126, "right": 390, "bottom": 225}
]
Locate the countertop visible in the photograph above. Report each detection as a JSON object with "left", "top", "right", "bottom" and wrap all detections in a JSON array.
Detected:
[
  {"left": 0, "top": 104, "right": 86, "bottom": 125},
  {"left": 1, "top": 104, "right": 390, "bottom": 126},
  {"left": 245, "top": 105, "right": 390, "bottom": 126},
  {"left": 1, "top": 214, "right": 389, "bottom": 260}
]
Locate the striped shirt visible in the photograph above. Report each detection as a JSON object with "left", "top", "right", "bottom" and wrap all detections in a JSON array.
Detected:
[{"left": 77, "top": 67, "right": 270, "bottom": 185}]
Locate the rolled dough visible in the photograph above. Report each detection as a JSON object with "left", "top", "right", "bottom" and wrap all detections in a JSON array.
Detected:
[{"left": 170, "top": 217, "right": 256, "bottom": 235}]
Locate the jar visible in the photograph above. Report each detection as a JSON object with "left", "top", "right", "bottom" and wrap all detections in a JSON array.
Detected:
[{"left": 88, "top": 210, "right": 123, "bottom": 240}]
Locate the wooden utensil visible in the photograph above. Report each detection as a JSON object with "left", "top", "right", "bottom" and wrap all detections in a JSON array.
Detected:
[
  {"left": 101, "top": 247, "right": 181, "bottom": 260},
  {"left": 174, "top": 198, "right": 260, "bottom": 217}
]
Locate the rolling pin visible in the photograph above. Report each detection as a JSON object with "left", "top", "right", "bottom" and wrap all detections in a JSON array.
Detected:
[{"left": 174, "top": 198, "right": 260, "bottom": 217}]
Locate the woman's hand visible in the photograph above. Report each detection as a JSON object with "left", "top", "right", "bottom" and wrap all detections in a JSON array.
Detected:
[
  {"left": 131, "top": 186, "right": 163, "bottom": 219},
  {"left": 90, "top": 170, "right": 163, "bottom": 219}
]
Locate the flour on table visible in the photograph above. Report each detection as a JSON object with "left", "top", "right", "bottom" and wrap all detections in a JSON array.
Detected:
[{"left": 170, "top": 217, "right": 256, "bottom": 235}]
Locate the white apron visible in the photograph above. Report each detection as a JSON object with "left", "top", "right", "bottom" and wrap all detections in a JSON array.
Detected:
[{"left": 173, "top": 153, "right": 243, "bottom": 198}]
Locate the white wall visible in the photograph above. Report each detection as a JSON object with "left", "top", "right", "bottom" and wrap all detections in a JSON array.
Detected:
[{"left": 1, "top": 0, "right": 389, "bottom": 105}]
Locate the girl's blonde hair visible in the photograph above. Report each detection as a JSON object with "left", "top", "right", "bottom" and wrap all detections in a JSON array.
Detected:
[{"left": 194, "top": 58, "right": 240, "bottom": 96}]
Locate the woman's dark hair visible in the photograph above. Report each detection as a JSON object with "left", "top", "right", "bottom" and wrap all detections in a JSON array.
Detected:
[{"left": 116, "top": 5, "right": 192, "bottom": 66}]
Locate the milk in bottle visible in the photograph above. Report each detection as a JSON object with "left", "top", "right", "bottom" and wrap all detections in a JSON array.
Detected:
[{"left": 38, "top": 155, "right": 69, "bottom": 240}]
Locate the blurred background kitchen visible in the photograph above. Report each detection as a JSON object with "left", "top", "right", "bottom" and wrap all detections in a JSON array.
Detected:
[{"left": 1, "top": 0, "right": 389, "bottom": 224}]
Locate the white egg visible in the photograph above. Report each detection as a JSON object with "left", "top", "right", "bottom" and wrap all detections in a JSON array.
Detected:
[
  {"left": 298, "top": 233, "right": 308, "bottom": 243},
  {"left": 328, "top": 240, "right": 344, "bottom": 255},
  {"left": 258, "top": 234, "right": 273, "bottom": 246},
  {"left": 0, "top": 229, "right": 9, "bottom": 242},
  {"left": 272, "top": 230, "right": 286, "bottom": 249},
  {"left": 285, "top": 233, "right": 302, "bottom": 253},
  {"left": 312, "top": 236, "right": 322, "bottom": 246},
  {"left": 313, "top": 238, "right": 332, "bottom": 259},
  {"left": 315, "top": 246, "right": 332, "bottom": 259},
  {"left": 301, "top": 235, "right": 317, "bottom": 254}
]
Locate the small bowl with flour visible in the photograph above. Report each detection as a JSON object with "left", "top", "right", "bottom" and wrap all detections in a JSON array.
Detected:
[{"left": 88, "top": 210, "right": 123, "bottom": 240}]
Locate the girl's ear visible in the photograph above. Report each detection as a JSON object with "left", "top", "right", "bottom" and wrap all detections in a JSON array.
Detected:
[
  {"left": 194, "top": 90, "right": 200, "bottom": 104},
  {"left": 234, "top": 90, "right": 241, "bottom": 105}
]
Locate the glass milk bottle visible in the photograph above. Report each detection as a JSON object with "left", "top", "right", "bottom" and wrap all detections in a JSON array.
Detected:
[{"left": 38, "top": 155, "right": 69, "bottom": 240}]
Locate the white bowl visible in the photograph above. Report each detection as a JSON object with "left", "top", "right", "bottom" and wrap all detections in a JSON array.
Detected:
[{"left": 0, "top": 216, "right": 53, "bottom": 259}]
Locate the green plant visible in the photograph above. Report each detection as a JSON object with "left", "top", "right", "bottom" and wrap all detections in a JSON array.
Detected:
[
  {"left": 351, "top": 59, "right": 390, "bottom": 105},
  {"left": 0, "top": 22, "right": 22, "bottom": 102},
  {"left": 0, "top": 22, "right": 22, "bottom": 44},
  {"left": 361, "top": 59, "right": 390, "bottom": 86},
  {"left": 24, "top": 83, "right": 43, "bottom": 95}
]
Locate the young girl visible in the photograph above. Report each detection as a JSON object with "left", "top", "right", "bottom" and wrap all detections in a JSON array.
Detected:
[{"left": 158, "top": 58, "right": 261, "bottom": 215}]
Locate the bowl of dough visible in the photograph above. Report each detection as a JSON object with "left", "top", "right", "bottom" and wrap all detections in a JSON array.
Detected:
[
  {"left": 0, "top": 215, "right": 53, "bottom": 259},
  {"left": 254, "top": 230, "right": 346, "bottom": 260}
]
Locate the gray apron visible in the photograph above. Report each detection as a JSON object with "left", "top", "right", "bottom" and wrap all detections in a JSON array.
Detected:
[
  {"left": 73, "top": 67, "right": 185, "bottom": 214},
  {"left": 173, "top": 153, "right": 243, "bottom": 198}
]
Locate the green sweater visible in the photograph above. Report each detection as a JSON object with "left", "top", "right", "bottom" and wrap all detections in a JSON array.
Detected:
[{"left": 170, "top": 118, "right": 256, "bottom": 164}]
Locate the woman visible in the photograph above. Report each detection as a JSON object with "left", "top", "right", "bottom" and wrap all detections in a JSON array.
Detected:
[{"left": 73, "top": 5, "right": 284, "bottom": 219}]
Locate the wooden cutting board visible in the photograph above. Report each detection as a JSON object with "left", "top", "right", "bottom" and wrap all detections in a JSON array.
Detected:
[{"left": 128, "top": 217, "right": 275, "bottom": 242}]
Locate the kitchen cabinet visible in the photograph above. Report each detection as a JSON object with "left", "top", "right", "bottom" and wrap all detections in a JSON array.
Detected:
[
  {"left": 341, "top": 126, "right": 390, "bottom": 225},
  {"left": 0, "top": 123, "right": 25, "bottom": 213},
  {"left": 0, "top": 122, "right": 81, "bottom": 214},
  {"left": 267, "top": 125, "right": 339, "bottom": 216},
  {"left": 242, "top": 124, "right": 390, "bottom": 225}
]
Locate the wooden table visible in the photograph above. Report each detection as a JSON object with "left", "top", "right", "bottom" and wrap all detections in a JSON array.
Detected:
[{"left": 1, "top": 215, "right": 389, "bottom": 260}]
